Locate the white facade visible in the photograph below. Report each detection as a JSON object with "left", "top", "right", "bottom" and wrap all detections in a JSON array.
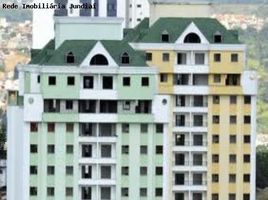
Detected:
[
  {"left": 32, "top": 0, "right": 127, "bottom": 49},
  {"left": 125, "top": 0, "right": 150, "bottom": 28}
]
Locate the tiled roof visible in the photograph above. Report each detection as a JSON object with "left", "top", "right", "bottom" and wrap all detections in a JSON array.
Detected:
[
  {"left": 125, "top": 17, "right": 240, "bottom": 44},
  {"left": 30, "top": 40, "right": 147, "bottom": 67}
]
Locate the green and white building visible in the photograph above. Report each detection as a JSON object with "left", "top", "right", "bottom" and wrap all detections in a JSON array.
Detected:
[
  {"left": 7, "top": 17, "right": 170, "bottom": 200},
  {"left": 7, "top": 3, "right": 257, "bottom": 200}
]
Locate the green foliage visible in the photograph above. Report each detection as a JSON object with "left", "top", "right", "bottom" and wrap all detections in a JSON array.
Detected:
[
  {"left": 256, "top": 146, "right": 268, "bottom": 189},
  {"left": 238, "top": 23, "right": 268, "bottom": 134}
]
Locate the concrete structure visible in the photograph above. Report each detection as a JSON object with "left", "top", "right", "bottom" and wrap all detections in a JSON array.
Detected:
[
  {"left": 32, "top": 0, "right": 127, "bottom": 49},
  {"left": 8, "top": 2, "right": 257, "bottom": 200},
  {"left": 125, "top": 0, "right": 150, "bottom": 28}
]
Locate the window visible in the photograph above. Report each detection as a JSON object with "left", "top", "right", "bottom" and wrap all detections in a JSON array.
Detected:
[
  {"left": 123, "top": 101, "right": 131, "bottom": 110},
  {"left": 155, "top": 145, "right": 163, "bottom": 154},
  {"left": 212, "top": 194, "right": 219, "bottom": 200},
  {"left": 229, "top": 193, "right": 236, "bottom": 200},
  {"left": 30, "top": 123, "right": 38, "bottom": 132},
  {"left": 244, "top": 116, "right": 251, "bottom": 124},
  {"left": 213, "top": 96, "right": 220, "bottom": 104},
  {"left": 213, "top": 115, "right": 220, "bottom": 124},
  {"left": 67, "top": 76, "right": 75, "bottom": 86},
  {"left": 37, "top": 75, "right": 40, "bottom": 83},
  {"left": 47, "top": 145, "right": 55, "bottom": 154},
  {"left": 212, "top": 174, "right": 219, "bottom": 182},
  {"left": 90, "top": 54, "right": 108, "bottom": 65},
  {"left": 30, "top": 145, "right": 38, "bottom": 153},
  {"left": 140, "top": 146, "right": 148, "bottom": 154},
  {"left": 140, "top": 124, "right": 148, "bottom": 133},
  {"left": 141, "top": 77, "right": 149, "bottom": 86},
  {"left": 122, "top": 167, "right": 129, "bottom": 175},
  {"left": 121, "top": 188, "right": 129, "bottom": 197},
  {"left": 195, "top": 53, "right": 205, "bottom": 65},
  {"left": 122, "top": 124, "right": 129, "bottom": 133},
  {"left": 244, "top": 154, "right": 250, "bottom": 163},
  {"left": 140, "top": 188, "right": 147, "bottom": 197},
  {"left": 230, "top": 116, "right": 237, "bottom": 124},
  {"left": 244, "top": 135, "right": 251, "bottom": 143},
  {"left": 66, "top": 187, "right": 73, "bottom": 196},
  {"left": 244, "top": 174, "right": 250, "bottom": 182},
  {"left": 177, "top": 53, "right": 187, "bottom": 64},
  {"left": 230, "top": 96, "right": 237, "bottom": 104},
  {"left": 101, "top": 166, "right": 111, "bottom": 179},
  {"left": 47, "top": 166, "right": 55, "bottom": 175},
  {"left": 66, "top": 166, "right": 73, "bottom": 175},
  {"left": 146, "top": 52, "right": 152, "bottom": 61},
  {"left": 66, "top": 100, "right": 73, "bottom": 110},
  {"left": 83, "top": 76, "right": 94, "bottom": 89},
  {"left": 122, "top": 145, "right": 129, "bottom": 154},
  {"left": 229, "top": 154, "right": 237, "bottom": 163},
  {"left": 30, "top": 187, "right": 37, "bottom": 196},
  {"left": 48, "top": 76, "right": 56, "bottom": 85},
  {"left": 66, "top": 52, "right": 75, "bottom": 63},
  {"left": 47, "top": 187, "right": 54, "bottom": 196},
  {"left": 101, "top": 145, "right": 112, "bottom": 158},
  {"left": 212, "top": 135, "right": 219, "bottom": 144},
  {"left": 229, "top": 174, "right": 236, "bottom": 183},
  {"left": 66, "top": 145, "right": 73, "bottom": 154},
  {"left": 66, "top": 123, "right": 74, "bottom": 132},
  {"left": 30, "top": 166, "right": 38, "bottom": 174},
  {"left": 212, "top": 154, "right": 219, "bottom": 163},
  {"left": 155, "top": 167, "right": 163, "bottom": 175},
  {"left": 123, "top": 77, "right": 130, "bottom": 86},
  {"left": 121, "top": 52, "right": 130, "bottom": 64},
  {"left": 161, "top": 31, "right": 169, "bottom": 42},
  {"left": 156, "top": 124, "right": 163, "bottom": 133},
  {"left": 244, "top": 96, "right": 251, "bottom": 104},
  {"left": 102, "top": 76, "right": 113, "bottom": 89},
  {"left": 243, "top": 194, "right": 250, "bottom": 200},
  {"left": 230, "top": 135, "right": 237, "bottom": 143},
  {"left": 155, "top": 188, "right": 163, "bottom": 197},
  {"left": 214, "top": 75, "right": 221, "bottom": 83},
  {"left": 214, "top": 33, "right": 222, "bottom": 43},
  {"left": 162, "top": 53, "right": 170, "bottom": 61},
  {"left": 140, "top": 167, "right": 147, "bottom": 175},
  {"left": 160, "top": 74, "right": 168, "bottom": 82},
  {"left": 47, "top": 123, "right": 55, "bottom": 132},
  {"left": 231, "top": 54, "right": 238, "bottom": 62},
  {"left": 214, "top": 53, "right": 221, "bottom": 62},
  {"left": 137, "top": 4, "right": 141, "bottom": 7},
  {"left": 184, "top": 33, "right": 201, "bottom": 43}
]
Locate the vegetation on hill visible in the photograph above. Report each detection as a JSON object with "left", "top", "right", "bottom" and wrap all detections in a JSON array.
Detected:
[{"left": 238, "top": 23, "right": 268, "bottom": 134}]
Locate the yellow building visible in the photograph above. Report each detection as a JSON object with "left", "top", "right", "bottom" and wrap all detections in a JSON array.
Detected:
[{"left": 126, "top": 2, "right": 257, "bottom": 200}]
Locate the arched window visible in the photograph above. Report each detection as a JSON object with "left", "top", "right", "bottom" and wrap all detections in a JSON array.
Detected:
[
  {"left": 121, "top": 52, "right": 130, "bottom": 64},
  {"left": 161, "top": 30, "right": 169, "bottom": 42},
  {"left": 214, "top": 31, "right": 223, "bottom": 43},
  {"left": 90, "top": 54, "right": 108, "bottom": 65},
  {"left": 184, "top": 33, "right": 201, "bottom": 43},
  {"left": 66, "top": 52, "right": 75, "bottom": 63}
]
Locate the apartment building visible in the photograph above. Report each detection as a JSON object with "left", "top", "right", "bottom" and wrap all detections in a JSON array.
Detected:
[
  {"left": 8, "top": 2, "right": 257, "bottom": 200},
  {"left": 33, "top": 0, "right": 127, "bottom": 49}
]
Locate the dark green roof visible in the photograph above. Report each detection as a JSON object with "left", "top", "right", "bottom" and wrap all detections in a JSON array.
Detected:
[
  {"left": 125, "top": 17, "right": 240, "bottom": 44},
  {"left": 123, "top": 18, "right": 150, "bottom": 42},
  {"left": 29, "top": 40, "right": 147, "bottom": 67}
]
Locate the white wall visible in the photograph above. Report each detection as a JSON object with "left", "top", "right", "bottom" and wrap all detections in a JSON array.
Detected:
[{"left": 7, "top": 107, "right": 29, "bottom": 200}]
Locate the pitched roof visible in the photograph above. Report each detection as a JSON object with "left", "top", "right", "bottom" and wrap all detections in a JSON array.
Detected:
[
  {"left": 125, "top": 17, "right": 240, "bottom": 44},
  {"left": 29, "top": 40, "right": 147, "bottom": 67}
]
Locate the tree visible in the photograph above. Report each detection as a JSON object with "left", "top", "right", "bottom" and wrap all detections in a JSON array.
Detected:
[{"left": 256, "top": 146, "right": 268, "bottom": 189}]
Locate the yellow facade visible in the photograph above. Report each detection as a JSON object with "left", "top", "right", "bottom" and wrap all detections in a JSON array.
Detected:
[{"left": 145, "top": 46, "right": 251, "bottom": 200}]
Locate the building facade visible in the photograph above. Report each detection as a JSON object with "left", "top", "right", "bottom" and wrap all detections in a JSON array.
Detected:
[
  {"left": 8, "top": 4, "right": 257, "bottom": 200},
  {"left": 33, "top": 0, "right": 127, "bottom": 49}
]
